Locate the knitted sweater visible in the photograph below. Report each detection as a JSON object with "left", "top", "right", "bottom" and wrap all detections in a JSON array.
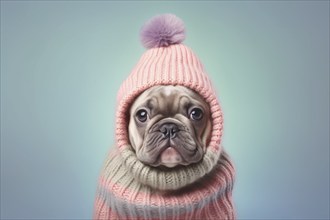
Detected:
[{"left": 93, "top": 145, "right": 235, "bottom": 219}]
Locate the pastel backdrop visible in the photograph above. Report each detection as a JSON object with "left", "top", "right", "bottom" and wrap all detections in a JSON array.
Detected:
[{"left": 1, "top": 1, "right": 329, "bottom": 219}]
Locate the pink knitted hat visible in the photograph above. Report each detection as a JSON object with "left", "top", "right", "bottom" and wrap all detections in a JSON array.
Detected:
[{"left": 116, "top": 14, "right": 223, "bottom": 161}]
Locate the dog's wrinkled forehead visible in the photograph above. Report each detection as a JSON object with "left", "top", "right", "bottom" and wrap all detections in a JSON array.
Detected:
[{"left": 130, "top": 85, "right": 206, "bottom": 115}]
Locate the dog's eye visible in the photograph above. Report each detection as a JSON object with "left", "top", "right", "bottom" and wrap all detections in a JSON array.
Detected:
[
  {"left": 190, "top": 108, "right": 203, "bottom": 121},
  {"left": 136, "top": 109, "right": 148, "bottom": 122}
]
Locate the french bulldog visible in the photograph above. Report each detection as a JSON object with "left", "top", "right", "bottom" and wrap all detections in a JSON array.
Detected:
[
  {"left": 128, "top": 85, "right": 212, "bottom": 168},
  {"left": 94, "top": 13, "right": 236, "bottom": 219}
]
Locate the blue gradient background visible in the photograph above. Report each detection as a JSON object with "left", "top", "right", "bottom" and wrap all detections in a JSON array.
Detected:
[{"left": 1, "top": 1, "right": 329, "bottom": 219}]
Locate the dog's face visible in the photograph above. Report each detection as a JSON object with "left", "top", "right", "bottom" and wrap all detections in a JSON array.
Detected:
[{"left": 128, "top": 85, "right": 211, "bottom": 168}]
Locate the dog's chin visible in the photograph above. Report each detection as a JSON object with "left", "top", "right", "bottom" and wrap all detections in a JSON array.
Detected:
[
  {"left": 158, "top": 147, "right": 183, "bottom": 168},
  {"left": 139, "top": 146, "right": 203, "bottom": 168}
]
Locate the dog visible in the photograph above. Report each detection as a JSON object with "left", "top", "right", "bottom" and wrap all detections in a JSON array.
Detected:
[
  {"left": 93, "top": 13, "right": 235, "bottom": 220},
  {"left": 128, "top": 85, "right": 211, "bottom": 168}
]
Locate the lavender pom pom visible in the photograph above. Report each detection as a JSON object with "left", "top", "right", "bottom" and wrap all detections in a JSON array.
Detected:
[{"left": 140, "top": 14, "right": 186, "bottom": 49}]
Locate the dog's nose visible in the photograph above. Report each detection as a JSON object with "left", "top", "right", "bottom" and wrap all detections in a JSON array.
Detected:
[{"left": 159, "top": 123, "right": 179, "bottom": 138}]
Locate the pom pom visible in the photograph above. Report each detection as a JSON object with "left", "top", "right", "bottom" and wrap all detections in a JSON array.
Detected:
[{"left": 140, "top": 14, "right": 186, "bottom": 49}]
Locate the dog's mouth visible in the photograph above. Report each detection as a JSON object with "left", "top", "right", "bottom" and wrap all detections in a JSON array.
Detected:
[
  {"left": 141, "top": 132, "right": 202, "bottom": 168},
  {"left": 158, "top": 145, "right": 183, "bottom": 168}
]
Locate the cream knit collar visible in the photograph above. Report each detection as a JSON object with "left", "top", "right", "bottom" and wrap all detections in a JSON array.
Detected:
[{"left": 120, "top": 144, "right": 221, "bottom": 191}]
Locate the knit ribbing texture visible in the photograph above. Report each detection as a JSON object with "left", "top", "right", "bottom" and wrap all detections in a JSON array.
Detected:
[{"left": 94, "top": 147, "right": 235, "bottom": 220}]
